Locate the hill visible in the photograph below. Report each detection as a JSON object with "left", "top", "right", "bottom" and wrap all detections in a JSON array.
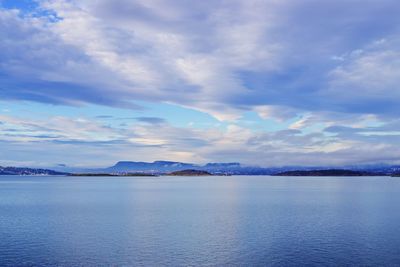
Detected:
[
  {"left": 0, "top": 166, "right": 67, "bottom": 176},
  {"left": 168, "top": 169, "right": 212, "bottom": 176}
]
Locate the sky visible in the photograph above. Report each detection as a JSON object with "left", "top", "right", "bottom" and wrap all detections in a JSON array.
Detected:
[{"left": 1, "top": 0, "right": 400, "bottom": 168}]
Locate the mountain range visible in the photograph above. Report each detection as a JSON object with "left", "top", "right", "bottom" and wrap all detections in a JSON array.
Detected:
[
  {"left": 93, "top": 161, "right": 400, "bottom": 176},
  {"left": 2, "top": 161, "right": 400, "bottom": 176}
]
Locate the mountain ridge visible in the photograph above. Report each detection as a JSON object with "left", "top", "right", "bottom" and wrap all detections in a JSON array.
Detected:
[
  {"left": 2, "top": 161, "right": 400, "bottom": 176},
  {"left": 94, "top": 161, "right": 400, "bottom": 176}
]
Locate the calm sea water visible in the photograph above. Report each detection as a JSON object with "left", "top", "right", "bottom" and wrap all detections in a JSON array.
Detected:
[{"left": 1, "top": 175, "right": 400, "bottom": 266}]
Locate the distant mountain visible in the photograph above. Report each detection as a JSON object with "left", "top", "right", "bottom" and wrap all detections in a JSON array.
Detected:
[
  {"left": 79, "top": 160, "right": 400, "bottom": 176},
  {"left": 96, "top": 161, "right": 306, "bottom": 175},
  {"left": 274, "top": 169, "right": 382, "bottom": 176},
  {"left": 101, "top": 160, "right": 274, "bottom": 175},
  {"left": 343, "top": 164, "right": 400, "bottom": 175},
  {"left": 204, "top": 162, "right": 241, "bottom": 168},
  {"left": 2, "top": 161, "right": 400, "bottom": 176},
  {"left": 0, "top": 166, "right": 67, "bottom": 176},
  {"left": 104, "top": 161, "right": 197, "bottom": 173}
]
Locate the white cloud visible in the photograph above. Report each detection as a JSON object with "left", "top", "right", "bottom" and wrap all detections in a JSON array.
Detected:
[
  {"left": 2, "top": 113, "right": 400, "bottom": 167},
  {"left": 0, "top": 0, "right": 287, "bottom": 120},
  {"left": 255, "top": 105, "right": 299, "bottom": 121}
]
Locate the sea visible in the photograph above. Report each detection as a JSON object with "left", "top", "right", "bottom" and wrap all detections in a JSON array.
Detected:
[{"left": 1, "top": 175, "right": 400, "bottom": 266}]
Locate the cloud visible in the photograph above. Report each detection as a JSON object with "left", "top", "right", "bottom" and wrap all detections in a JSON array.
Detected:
[
  {"left": 1, "top": 0, "right": 398, "bottom": 121},
  {"left": 324, "top": 119, "right": 400, "bottom": 145},
  {"left": 2, "top": 113, "right": 400, "bottom": 167},
  {"left": 325, "top": 38, "right": 400, "bottom": 116},
  {"left": 135, "top": 117, "right": 166, "bottom": 124},
  {"left": 254, "top": 105, "right": 299, "bottom": 122},
  {"left": 2, "top": 1, "right": 400, "bottom": 167},
  {"left": 0, "top": 8, "right": 142, "bottom": 109}
]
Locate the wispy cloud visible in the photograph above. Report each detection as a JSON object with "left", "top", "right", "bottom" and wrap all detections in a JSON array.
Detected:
[
  {"left": 1, "top": 0, "right": 399, "bottom": 119},
  {"left": 1, "top": 113, "right": 400, "bottom": 167},
  {"left": 135, "top": 117, "right": 166, "bottom": 124}
]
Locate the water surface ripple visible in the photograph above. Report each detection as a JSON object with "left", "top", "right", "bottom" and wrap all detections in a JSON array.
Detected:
[{"left": 1, "top": 175, "right": 399, "bottom": 266}]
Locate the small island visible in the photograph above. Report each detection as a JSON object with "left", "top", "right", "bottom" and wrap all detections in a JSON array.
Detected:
[
  {"left": 168, "top": 169, "right": 212, "bottom": 176},
  {"left": 273, "top": 169, "right": 381, "bottom": 176}
]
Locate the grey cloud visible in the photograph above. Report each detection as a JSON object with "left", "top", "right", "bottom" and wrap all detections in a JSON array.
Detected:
[
  {"left": 135, "top": 117, "right": 166, "bottom": 124},
  {"left": 2, "top": 1, "right": 400, "bottom": 119}
]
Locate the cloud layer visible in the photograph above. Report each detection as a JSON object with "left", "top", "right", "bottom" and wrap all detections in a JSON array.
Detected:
[
  {"left": 1, "top": 0, "right": 400, "bottom": 166},
  {"left": 2, "top": 113, "right": 400, "bottom": 167},
  {"left": 1, "top": 0, "right": 400, "bottom": 118}
]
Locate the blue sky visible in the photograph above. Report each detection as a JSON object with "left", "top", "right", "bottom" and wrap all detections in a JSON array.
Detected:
[{"left": 1, "top": 0, "right": 400, "bottom": 168}]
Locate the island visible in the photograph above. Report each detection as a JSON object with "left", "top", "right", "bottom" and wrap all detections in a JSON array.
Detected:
[
  {"left": 168, "top": 169, "right": 212, "bottom": 176},
  {"left": 273, "top": 169, "right": 382, "bottom": 176}
]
